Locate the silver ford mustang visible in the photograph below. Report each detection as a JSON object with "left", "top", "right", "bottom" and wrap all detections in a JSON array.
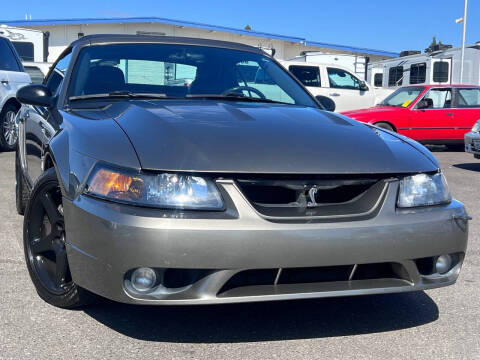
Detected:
[{"left": 15, "top": 35, "right": 469, "bottom": 308}]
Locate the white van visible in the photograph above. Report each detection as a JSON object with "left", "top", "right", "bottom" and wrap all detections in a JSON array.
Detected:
[
  {"left": 0, "top": 36, "right": 31, "bottom": 150},
  {"left": 279, "top": 60, "right": 392, "bottom": 112},
  {"left": 288, "top": 52, "right": 368, "bottom": 80}
]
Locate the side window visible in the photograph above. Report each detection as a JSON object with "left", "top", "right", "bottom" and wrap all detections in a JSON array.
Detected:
[
  {"left": 254, "top": 68, "right": 275, "bottom": 85},
  {"left": 423, "top": 88, "right": 452, "bottom": 109},
  {"left": 456, "top": 88, "right": 480, "bottom": 108},
  {"left": 433, "top": 62, "right": 449, "bottom": 83},
  {"left": 24, "top": 66, "right": 45, "bottom": 84},
  {"left": 12, "top": 41, "right": 34, "bottom": 62},
  {"left": 327, "top": 67, "right": 359, "bottom": 90},
  {"left": 45, "top": 51, "right": 72, "bottom": 95},
  {"left": 374, "top": 73, "right": 383, "bottom": 87},
  {"left": 289, "top": 66, "right": 321, "bottom": 87},
  {"left": 388, "top": 66, "right": 403, "bottom": 86},
  {"left": 234, "top": 60, "right": 295, "bottom": 104},
  {"left": 0, "top": 38, "right": 21, "bottom": 72},
  {"left": 409, "top": 63, "right": 426, "bottom": 84},
  {"left": 46, "top": 71, "right": 63, "bottom": 94}
]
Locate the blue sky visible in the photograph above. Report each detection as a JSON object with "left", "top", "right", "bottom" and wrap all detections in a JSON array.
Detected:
[{"left": 1, "top": 0, "right": 478, "bottom": 52}]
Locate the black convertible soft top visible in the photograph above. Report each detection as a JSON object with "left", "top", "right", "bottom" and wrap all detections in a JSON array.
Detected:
[{"left": 71, "top": 34, "right": 265, "bottom": 55}]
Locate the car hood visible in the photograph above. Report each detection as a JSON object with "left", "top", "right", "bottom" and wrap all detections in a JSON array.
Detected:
[
  {"left": 78, "top": 100, "right": 437, "bottom": 174},
  {"left": 342, "top": 106, "right": 407, "bottom": 120}
]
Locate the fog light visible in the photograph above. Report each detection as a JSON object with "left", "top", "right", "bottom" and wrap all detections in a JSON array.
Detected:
[
  {"left": 435, "top": 255, "right": 452, "bottom": 274},
  {"left": 131, "top": 267, "right": 157, "bottom": 292}
]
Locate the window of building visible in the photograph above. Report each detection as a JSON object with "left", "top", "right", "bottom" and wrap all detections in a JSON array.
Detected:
[
  {"left": 409, "top": 63, "right": 426, "bottom": 84},
  {"left": 388, "top": 66, "right": 403, "bottom": 86},
  {"left": 374, "top": 73, "right": 383, "bottom": 87},
  {"left": 433, "top": 62, "right": 449, "bottom": 83},
  {"left": 289, "top": 65, "right": 321, "bottom": 87}
]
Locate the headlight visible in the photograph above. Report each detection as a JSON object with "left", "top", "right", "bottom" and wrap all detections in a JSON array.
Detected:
[
  {"left": 398, "top": 173, "right": 451, "bottom": 208},
  {"left": 472, "top": 120, "right": 480, "bottom": 133},
  {"left": 85, "top": 166, "right": 224, "bottom": 210}
]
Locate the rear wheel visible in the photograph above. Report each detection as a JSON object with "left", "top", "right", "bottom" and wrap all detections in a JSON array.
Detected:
[
  {"left": 446, "top": 144, "right": 464, "bottom": 151},
  {"left": 374, "top": 122, "right": 395, "bottom": 132},
  {"left": 0, "top": 103, "right": 19, "bottom": 151},
  {"left": 23, "top": 168, "right": 94, "bottom": 308}
]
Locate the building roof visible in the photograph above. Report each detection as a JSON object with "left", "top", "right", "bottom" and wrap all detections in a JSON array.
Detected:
[{"left": 0, "top": 17, "right": 399, "bottom": 57}]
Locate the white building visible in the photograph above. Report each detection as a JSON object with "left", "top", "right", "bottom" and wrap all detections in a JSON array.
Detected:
[{"left": 0, "top": 17, "right": 398, "bottom": 63}]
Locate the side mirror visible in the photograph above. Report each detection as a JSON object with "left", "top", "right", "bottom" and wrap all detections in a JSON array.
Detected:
[
  {"left": 359, "top": 80, "right": 369, "bottom": 91},
  {"left": 17, "top": 84, "right": 54, "bottom": 107},
  {"left": 316, "top": 95, "right": 336, "bottom": 112}
]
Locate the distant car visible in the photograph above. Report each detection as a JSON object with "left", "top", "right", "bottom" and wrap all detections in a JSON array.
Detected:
[
  {"left": 278, "top": 60, "right": 392, "bottom": 112},
  {"left": 342, "top": 85, "right": 480, "bottom": 146},
  {"left": 16, "top": 35, "right": 468, "bottom": 309},
  {"left": 22, "top": 62, "right": 52, "bottom": 84},
  {"left": 0, "top": 35, "right": 30, "bottom": 150},
  {"left": 465, "top": 120, "right": 480, "bottom": 159}
]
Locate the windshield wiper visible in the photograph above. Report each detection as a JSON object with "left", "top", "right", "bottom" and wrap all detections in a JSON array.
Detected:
[
  {"left": 185, "top": 94, "right": 290, "bottom": 105},
  {"left": 69, "top": 91, "right": 168, "bottom": 102}
]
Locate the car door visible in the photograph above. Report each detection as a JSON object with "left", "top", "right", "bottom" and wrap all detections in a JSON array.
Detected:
[
  {"left": 22, "top": 51, "right": 70, "bottom": 185},
  {"left": 0, "top": 37, "right": 30, "bottom": 93},
  {"left": 326, "top": 67, "right": 375, "bottom": 112},
  {"left": 453, "top": 87, "right": 480, "bottom": 140},
  {"left": 409, "top": 87, "right": 454, "bottom": 141}
]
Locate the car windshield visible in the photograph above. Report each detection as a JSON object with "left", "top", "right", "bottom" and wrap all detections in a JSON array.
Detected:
[
  {"left": 67, "top": 43, "right": 318, "bottom": 107},
  {"left": 379, "top": 86, "right": 424, "bottom": 107}
]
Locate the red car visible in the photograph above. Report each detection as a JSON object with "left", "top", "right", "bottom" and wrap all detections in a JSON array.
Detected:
[{"left": 342, "top": 85, "right": 480, "bottom": 146}]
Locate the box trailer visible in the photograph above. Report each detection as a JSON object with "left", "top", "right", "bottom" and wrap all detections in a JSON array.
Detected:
[
  {"left": 0, "top": 25, "right": 49, "bottom": 63},
  {"left": 367, "top": 43, "right": 480, "bottom": 89}
]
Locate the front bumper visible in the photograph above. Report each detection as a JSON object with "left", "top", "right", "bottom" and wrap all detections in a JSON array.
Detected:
[
  {"left": 465, "top": 131, "right": 480, "bottom": 157},
  {"left": 64, "top": 180, "right": 469, "bottom": 305}
]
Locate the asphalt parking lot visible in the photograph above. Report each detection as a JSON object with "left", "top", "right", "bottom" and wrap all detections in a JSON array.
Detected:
[{"left": 0, "top": 149, "right": 479, "bottom": 359}]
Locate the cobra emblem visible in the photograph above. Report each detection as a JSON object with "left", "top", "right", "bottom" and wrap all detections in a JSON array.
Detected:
[{"left": 307, "top": 186, "right": 318, "bottom": 208}]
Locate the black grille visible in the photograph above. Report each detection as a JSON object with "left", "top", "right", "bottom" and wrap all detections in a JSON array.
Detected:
[
  {"left": 237, "top": 178, "right": 387, "bottom": 220},
  {"left": 218, "top": 263, "right": 408, "bottom": 295}
]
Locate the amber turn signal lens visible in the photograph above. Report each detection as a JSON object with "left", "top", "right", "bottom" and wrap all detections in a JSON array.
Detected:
[{"left": 88, "top": 168, "right": 135, "bottom": 197}]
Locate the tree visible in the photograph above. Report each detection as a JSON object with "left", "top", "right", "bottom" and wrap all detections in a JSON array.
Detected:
[{"left": 425, "top": 36, "right": 450, "bottom": 52}]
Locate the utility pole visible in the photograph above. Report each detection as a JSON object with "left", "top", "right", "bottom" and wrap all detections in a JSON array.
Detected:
[{"left": 456, "top": 0, "right": 468, "bottom": 83}]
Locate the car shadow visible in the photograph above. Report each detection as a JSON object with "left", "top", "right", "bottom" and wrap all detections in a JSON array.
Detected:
[
  {"left": 453, "top": 163, "right": 480, "bottom": 172},
  {"left": 83, "top": 292, "right": 438, "bottom": 343},
  {"left": 426, "top": 145, "right": 465, "bottom": 153}
]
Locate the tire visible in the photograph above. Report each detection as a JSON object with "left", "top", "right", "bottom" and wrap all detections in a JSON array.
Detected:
[
  {"left": 374, "top": 122, "right": 395, "bottom": 132},
  {"left": 445, "top": 144, "right": 464, "bottom": 152},
  {"left": 23, "top": 167, "right": 95, "bottom": 308},
  {"left": 0, "top": 103, "right": 19, "bottom": 151},
  {"left": 15, "top": 149, "right": 30, "bottom": 215}
]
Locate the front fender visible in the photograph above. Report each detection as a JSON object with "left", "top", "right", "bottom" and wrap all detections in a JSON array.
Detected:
[{"left": 48, "top": 111, "right": 141, "bottom": 200}]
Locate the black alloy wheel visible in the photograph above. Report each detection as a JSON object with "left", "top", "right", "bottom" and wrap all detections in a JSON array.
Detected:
[{"left": 23, "top": 168, "right": 93, "bottom": 308}]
